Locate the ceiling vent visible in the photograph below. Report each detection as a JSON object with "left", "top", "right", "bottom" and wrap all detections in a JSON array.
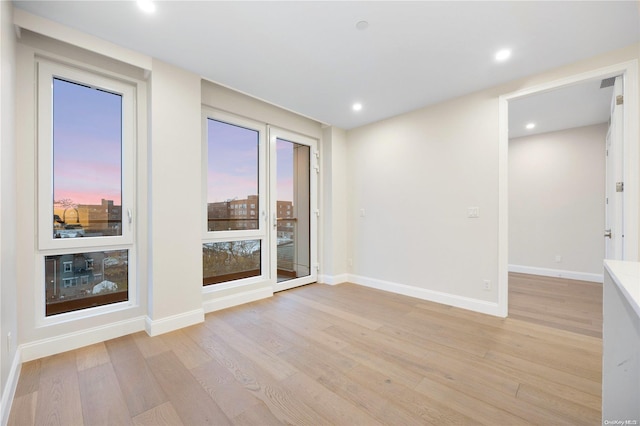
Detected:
[{"left": 600, "top": 77, "right": 616, "bottom": 88}]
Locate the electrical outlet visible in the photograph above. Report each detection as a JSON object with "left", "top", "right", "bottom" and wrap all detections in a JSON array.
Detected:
[
  {"left": 555, "top": 255, "right": 562, "bottom": 263},
  {"left": 483, "top": 280, "right": 491, "bottom": 291},
  {"left": 467, "top": 207, "right": 479, "bottom": 218},
  {"left": 347, "top": 258, "right": 353, "bottom": 267}
]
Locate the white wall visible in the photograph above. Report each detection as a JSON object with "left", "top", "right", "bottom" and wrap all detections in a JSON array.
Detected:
[
  {"left": 0, "top": 0, "right": 18, "bottom": 422},
  {"left": 320, "top": 126, "right": 348, "bottom": 284},
  {"left": 147, "top": 59, "right": 204, "bottom": 335},
  {"left": 346, "top": 43, "right": 639, "bottom": 316},
  {"left": 347, "top": 90, "right": 501, "bottom": 314},
  {"left": 509, "top": 124, "right": 606, "bottom": 280}
]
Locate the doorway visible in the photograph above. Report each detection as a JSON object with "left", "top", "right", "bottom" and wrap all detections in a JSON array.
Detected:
[
  {"left": 270, "top": 127, "right": 318, "bottom": 292},
  {"left": 498, "top": 60, "right": 639, "bottom": 317},
  {"left": 605, "top": 76, "right": 625, "bottom": 260}
]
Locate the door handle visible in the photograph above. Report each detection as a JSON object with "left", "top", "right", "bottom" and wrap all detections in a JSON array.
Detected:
[{"left": 604, "top": 229, "right": 612, "bottom": 238}]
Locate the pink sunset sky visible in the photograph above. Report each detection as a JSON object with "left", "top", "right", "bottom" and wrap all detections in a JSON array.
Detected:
[{"left": 53, "top": 78, "right": 122, "bottom": 206}]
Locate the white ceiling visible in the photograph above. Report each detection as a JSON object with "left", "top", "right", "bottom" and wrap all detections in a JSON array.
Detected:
[
  {"left": 509, "top": 78, "right": 615, "bottom": 139},
  {"left": 13, "top": 1, "right": 640, "bottom": 130}
]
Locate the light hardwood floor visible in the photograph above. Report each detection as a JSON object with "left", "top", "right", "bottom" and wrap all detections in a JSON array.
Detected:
[
  {"left": 509, "top": 272, "right": 603, "bottom": 338},
  {"left": 9, "top": 278, "right": 602, "bottom": 425}
]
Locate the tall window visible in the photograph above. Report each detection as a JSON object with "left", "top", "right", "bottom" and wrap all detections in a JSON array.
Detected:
[
  {"left": 202, "top": 110, "right": 266, "bottom": 286},
  {"left": 52, "top": 78, "right": 122, "bottom": 238},
  {"left": 38, "top": 60, "right": 136, "bottom": 316}
]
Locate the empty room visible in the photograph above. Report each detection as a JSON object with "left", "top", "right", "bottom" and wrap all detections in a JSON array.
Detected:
[{"left": 1, "top": 1, "right": 639, "bottom": 425}]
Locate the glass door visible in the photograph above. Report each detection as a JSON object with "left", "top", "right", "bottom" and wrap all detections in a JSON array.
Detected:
[
  {"left": 270, "top": 127, "right": 318, "bottom": 292},
  {"left": 202, "top": 112, "right": 318, "bottom": 293}
]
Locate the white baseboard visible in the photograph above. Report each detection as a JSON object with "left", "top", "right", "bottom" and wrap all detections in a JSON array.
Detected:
[
  {"left": 1, "top": 347, "right": 22, "bottom": 426},
  {"left": 202, "top": 287, "right": 272, "bottom": 314},
  {"left": 509, "top": 264, "right": 603, "bottom": 283},
  {"left": 318, "top": 273, "right": 348, "bottom": 285},
  {"left": 20, "top": 316, "right": 146, "bottom": 363},
  {"left": 145, "top": 308, "right": 204, "bottom": 337},
  {"left": 348, "top": 274, "right": 503, "bottom": 317}
]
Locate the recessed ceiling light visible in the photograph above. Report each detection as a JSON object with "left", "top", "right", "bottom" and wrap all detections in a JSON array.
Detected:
[
  {"left": 525, "top": 123, "right": 536, "bottom": 130},
  {"left": 356, "top": 21, "right": 369, "bottom": 30},
  {"left": 137, "top": 0, "right": 156, "bottom": 14},
  {"left": 352, "top": 103, "right": 363, "bottom": 111},
  {"left": 495, "top": 49, "right": 511, "bottom": 62}
]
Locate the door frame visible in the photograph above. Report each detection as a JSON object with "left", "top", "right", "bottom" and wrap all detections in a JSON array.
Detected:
[
  {"left": 605, "top": 76, "right": 625, "bottom": 260},
  {"left": 497, "top": 60, "right": 639, "bottom": 317},
  {"left": 269, "top": 126, "right": 319, "bottom": 292},
  {"left": 200, "top": 108, "right": 320, "bottom": 312}
]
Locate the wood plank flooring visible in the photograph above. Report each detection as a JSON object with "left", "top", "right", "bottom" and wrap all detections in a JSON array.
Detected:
[
  {"left": 9, "top": 279, "right": 602, "bottom": 425},
  {"left": 509, "top": 272, "right": 603, "bottom": 338}
]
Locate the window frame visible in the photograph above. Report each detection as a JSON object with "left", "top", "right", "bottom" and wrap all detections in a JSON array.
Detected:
[
  {"left": 35, "top": 58, "right": 138, "bottom": 321},
  {"left": 201, "top": 108, "right": 266, "bottom": 240},
  {"left": 201, "top": 108, "right": 268, "bottom": 288},
  {"left": 37, "top": 59, "right": 136, "bottom": 251}
]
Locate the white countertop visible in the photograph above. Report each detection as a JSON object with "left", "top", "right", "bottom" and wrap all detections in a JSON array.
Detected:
[{"left": 604, "top": 260, "right": 640, "bottom": 318}]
